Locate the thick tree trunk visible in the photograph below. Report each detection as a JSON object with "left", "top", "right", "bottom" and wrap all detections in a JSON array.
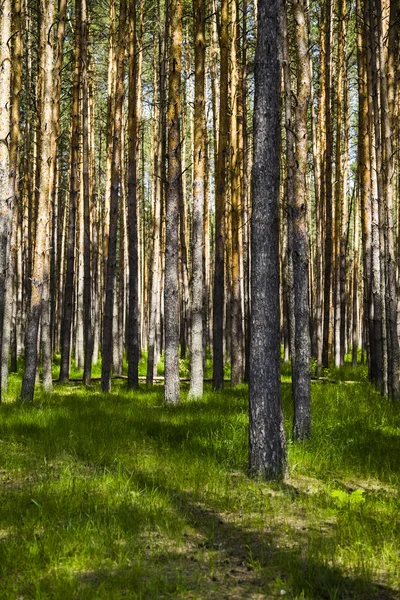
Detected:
[{"left": 249, "top": 0, "right": 287, "bottom": 480}]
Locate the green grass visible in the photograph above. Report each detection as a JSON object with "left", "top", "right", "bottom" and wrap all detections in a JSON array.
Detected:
[{"left": 0, "top": 362, "right": 399, "bottom": 598}]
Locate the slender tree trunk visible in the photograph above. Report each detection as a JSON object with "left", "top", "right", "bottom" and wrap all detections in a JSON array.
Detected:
[
  {"left": 322, "top": 0, "right": 333, "bottom": 368},
  {"left": 377, "top": 0, "right": 399, "bottom": 399},
  {"left": 189, "top": 0, "right": 205, "bottom": 399},
  {"left": 249, "top": 0, "right": 287, "bottom": 480},
  {"left": 282, "top": 2, "right": 295, "bottom": 370},
  {"left": 212, "top": 0, "right": 229, "bottom": 390},
  {"left": 102, "top": 0, "right": 127, "bottom": 392},
  {"left": 82, "top": 0, "right": 93, "bottom": 385},
  {"left": 21, "top": 0, "right": 55, "bottom": 402},
  {"left": 49, "top": 0, "right": 67, "bottom": 361},
  {"left": 126, "top": 0, "right": 139, "bottom": 389},
  {"left": 1, "top": 0, "right": 22, "bottom": 394},
  {"left": 291, "top": 0, "right": 311, "bottom": 441},
  {"left": 0, "top": 0, "right": 13, "bottom": 401},
  {"left": 230, "top": 0, "right": 244, "bottom": 386},
  {"left": 147, "top": 14, "right": 166, "bottom": 385},
  {"left": 357, "top": 0, "right": 373, "bottom": 379},
  {"left": 104, "top": 0, "right": 117, "bottom": 272},
  {"left": 164, "top": 0, "right": 182, "bottom": 404},
  {"left": 59, "top": 0, "right": 81, "bottom": 383},
  {"left": 352, "top": 183, "right": 359, "bottom": 367},
  {"left": 334, "top": 0, "right": 347, "bottom": 367}
]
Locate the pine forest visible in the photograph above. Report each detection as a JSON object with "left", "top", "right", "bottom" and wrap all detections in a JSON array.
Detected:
[{"left": 1, "top": 0, "right": 400, "bottom": 597}]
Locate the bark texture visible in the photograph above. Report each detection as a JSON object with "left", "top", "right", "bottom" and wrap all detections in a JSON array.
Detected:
[
  {"left": 164, "top": 0, "right": 182, "bottom": 404},
  {"left": 249, "top": 0, "right": 287, "bottom": 480},
  {"left": 189, "top": 0, "right": 205, "bottom": 399},
  {"left": 291, "top": 0, "right": 311, "bottom": 441}
]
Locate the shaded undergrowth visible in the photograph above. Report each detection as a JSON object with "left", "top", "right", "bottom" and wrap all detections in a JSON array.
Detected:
[{"left": 0, "top": 363, "right": 399, "bottom": 598}]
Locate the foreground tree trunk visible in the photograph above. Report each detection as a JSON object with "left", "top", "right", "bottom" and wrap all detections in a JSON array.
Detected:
[
  {"left": 164, "top": 0, "right": 183, "bottom": 404},
  {"left": 249, "top": 0, "right": 287, "bottom": 480},
  {"left": 188, "top": 0, "right": 205, "bottom": 399}
]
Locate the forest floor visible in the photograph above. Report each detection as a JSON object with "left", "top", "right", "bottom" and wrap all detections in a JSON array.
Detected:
[{"left": 0, "top": 358, "right": 399, "bottom": 599}]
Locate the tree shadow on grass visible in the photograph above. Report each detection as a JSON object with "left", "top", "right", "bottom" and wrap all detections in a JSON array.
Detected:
[
  {"left": 1, "top": 390, "right": 400, "bottom": 598},
  {"left": 126, "top": 471, "right": 399, "bottom": 599}
]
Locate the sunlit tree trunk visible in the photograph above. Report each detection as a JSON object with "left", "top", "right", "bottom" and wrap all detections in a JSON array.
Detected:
[
  {"left": 126, "top": 0, "right": 139, "bottom": 389},
  {"left": 377, "top": 0, "right": 399, "bottom": 399},
  {"left": 291, "top": 0, "right": 311, "bottom": 441},
  {"left": 322, "top": 0, "right": 333, "bottom": 368},
  {"left": 189, "top": 0, "right": 205, "bottom": 399},
  {"left": 352, "top": 185, "right": 360, "bottom": 368},
  {"left": 230, "top": 0, "right": 244, "bottom": 387},
  {"left": 59, "top": 0, "right": 81, "bottom": 383},
  {"left": 282, "top": 2, "right": 295, "bottom": 370},
  {"left": 147, "top": 15, "right": 166, "bottom": 385},
  {"left": 102, "top": 0, "right": 127, "bottom": 392},
  {"left": 0, "top": 0, "right": 12, "bottom": 401},
  {"left": 82, "top": 0, "right": 93, "bottom": 385},
  {"left": 21, "top": 0, "right": 55, "bottom": 402},
  {"left": 357, "top": 0, "right": 372, "bottom": 379},
  {"left": 164, "top": 0, "right": 182, "bottom": 403},
  {"left": 49, "top": 0, "right": 67, "bottom": 363},
  {"left": 104, "top": 0, "right": 117, "bottom": 273},
  {"left": 1, "top": 0, "right": 22, "bottom": 393}
]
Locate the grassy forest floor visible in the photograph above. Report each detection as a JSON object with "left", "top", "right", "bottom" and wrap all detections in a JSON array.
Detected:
[{"left": 0, "top": 357, "right": 399, "bottom": 599}]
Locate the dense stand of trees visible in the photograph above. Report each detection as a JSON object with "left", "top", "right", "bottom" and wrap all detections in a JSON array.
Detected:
[{"left": 0, "top": 0, "right": 399, "bottom": 477}]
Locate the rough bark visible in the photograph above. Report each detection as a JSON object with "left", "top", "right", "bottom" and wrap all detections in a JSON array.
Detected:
[
  {"left": 82, "top": 0, "right": 93, "bottom": 386},
  {"left": 212, "top": 0, "right": 229, "bottom": 390},
  {"left": 59, "top": 0, "right": 81, "bottom": 383},
  {"left": 291, "top": 0, "right": 311, "bottom": 441},
  {"left": 164, "top": 0, "right": 182, "bottom": 404},
  {"left": 127, "top": 0, "right": 139, "bottom": 389},
  {"left": 21, "top": 0, "right": 55, "bottom": 402},
  {"left": 230, "top": 0, "right": 244, "bottom": 387},
  {"left": 188, "top": 0, "right": 205, "bottom": 399},
  {"left": 147, "top": 16, "right": 166, "bottom": 385},
  {"left": 0, "top": 0, "right": 12, "bottom": 401},
  {"left": 322, "top": 0, "right": 333, "bottom": 368},
  {"left": 102, "top": 0, "right": 127, "bottom": 392},
  {"left": 249, "top": 0, "right": 287, "bottom": 480}
]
